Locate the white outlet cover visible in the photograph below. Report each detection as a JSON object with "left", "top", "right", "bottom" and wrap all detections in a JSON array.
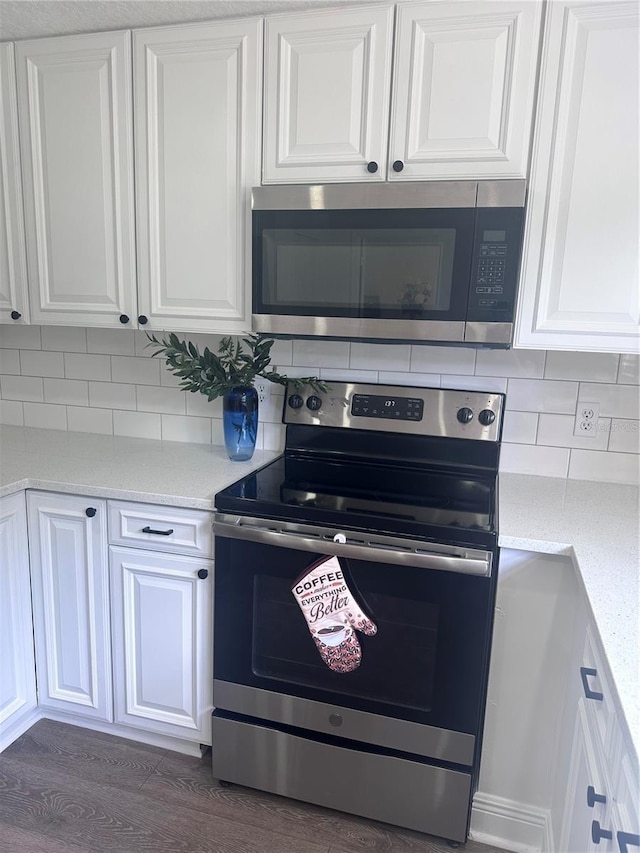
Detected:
[{"left": 573, "top": 401, "right": 601, "bottom": 437}]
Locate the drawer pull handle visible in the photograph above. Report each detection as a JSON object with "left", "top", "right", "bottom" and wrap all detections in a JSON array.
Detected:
[
  {"left": 587, "top": 785, "right": 607, "bottom": 807},
  {"left": 142, "top": 526, "right": 174, "bottom": 536},
  {"left": 85, "top": 507, "right": 97, "bottom": 518},
  {"left": 197, "top": 568, "right": 209, "bottom": 580},
  {"left": 580, "top": 667, "right": 604, "bottom": 701},
  {"left": 618, "top": 832, "right": 640, "bottom": 853},
  {"left": 592, "top": 821, "right": 613, "bottom": 844}
]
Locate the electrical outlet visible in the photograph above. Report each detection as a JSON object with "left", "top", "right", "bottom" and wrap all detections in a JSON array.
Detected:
[
  {"left": 573, "top": 401, "right": 601, "bottom": 437},
  {"left": 254, "top": 379, "right": 271, "bottom": 404}
]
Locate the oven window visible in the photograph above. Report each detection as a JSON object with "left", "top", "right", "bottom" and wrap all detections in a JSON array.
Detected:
[{"left": 252, "top": 575, "right": 438, "bottom": 713}]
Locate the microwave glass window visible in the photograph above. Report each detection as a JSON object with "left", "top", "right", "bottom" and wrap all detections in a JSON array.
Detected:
[{"left": 262, "top": 228, "right": 456, "bottom": 316}]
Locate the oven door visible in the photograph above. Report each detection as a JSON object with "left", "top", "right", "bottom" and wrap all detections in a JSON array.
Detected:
[{"left": 213, "top": 515, "right": 497, "bottom": 767}]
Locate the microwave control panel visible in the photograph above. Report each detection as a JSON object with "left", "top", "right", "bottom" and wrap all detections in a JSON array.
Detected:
[{"left": 467, "top": 208, "right": 524, "bottom": 322}]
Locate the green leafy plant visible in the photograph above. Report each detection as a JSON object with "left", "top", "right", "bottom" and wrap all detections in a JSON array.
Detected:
[{"left": 146, "top": 332, "right": 327, "bottom": 401}]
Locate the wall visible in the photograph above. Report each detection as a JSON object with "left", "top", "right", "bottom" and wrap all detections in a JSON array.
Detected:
[{"left": 0, "top": 325, "right": 638, "bottom": 485}]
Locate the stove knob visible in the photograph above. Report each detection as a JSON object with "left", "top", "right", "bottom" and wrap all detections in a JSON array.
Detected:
[
  {"left": 306, "top": 395, "right": 322, "bottom": 411},
  {"left": 288, "top": 393, "right": 304, "bottom": 409},
  {"left": 478, "top": 408, "right": 496, "bottom": 426},
  {"left": 456, "top": 407, "right": 474, "bottom": 424}
]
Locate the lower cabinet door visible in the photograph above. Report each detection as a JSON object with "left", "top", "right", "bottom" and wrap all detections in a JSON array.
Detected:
[
  {"left": 109, "top": 546, "right": 212, "bottom": 744},
  {"left": 27, "top": 491, "right": 112, "bottom": 721},
  {"left": 0, "top": 492, "right": 37, "bottom": 746}
]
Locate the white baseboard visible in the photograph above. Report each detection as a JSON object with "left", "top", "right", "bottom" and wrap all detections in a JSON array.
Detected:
[
  {"left": 0, "top": 706, "right": 42, "bottom": 753},
  {"left": 471, "top": 791, "right": 554, "bottom": 853}
]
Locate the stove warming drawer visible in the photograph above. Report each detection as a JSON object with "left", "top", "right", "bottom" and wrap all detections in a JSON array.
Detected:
[{"left": 212, "top": 713, "right": 472, "bottom": 843}]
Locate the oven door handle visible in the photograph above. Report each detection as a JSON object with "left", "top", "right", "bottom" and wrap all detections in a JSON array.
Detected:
[{"left": 213, "top": 513, "right": 492, "bottom": 577}]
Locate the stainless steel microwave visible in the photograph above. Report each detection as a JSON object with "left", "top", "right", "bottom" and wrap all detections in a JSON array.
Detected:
[{"left": 251, "top": 181, "right": 526, "bottom": 347}]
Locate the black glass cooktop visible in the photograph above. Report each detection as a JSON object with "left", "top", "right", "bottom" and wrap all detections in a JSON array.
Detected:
[{"left": 215, "top": 453, "right": 498, "bottom": 549}]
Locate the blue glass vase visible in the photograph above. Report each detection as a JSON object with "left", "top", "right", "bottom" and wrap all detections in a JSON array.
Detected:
[{"left": 222, "top": 386, "right": 258, "bottom": 461}]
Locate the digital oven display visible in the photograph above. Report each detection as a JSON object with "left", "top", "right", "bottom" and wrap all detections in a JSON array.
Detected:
[{"left": 351, "top": 394, "right": 424, "bottom": 421}]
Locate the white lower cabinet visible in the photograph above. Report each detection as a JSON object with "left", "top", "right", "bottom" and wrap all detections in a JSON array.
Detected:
[
  {"left": 27, "top": 492, "right": 112, "bottom": 721},
  {"left": 0, "top": 492, "right": 37, "bottom": 748},
  {"left": 109, "top": 545, "right": 212, "bottom": 745}
]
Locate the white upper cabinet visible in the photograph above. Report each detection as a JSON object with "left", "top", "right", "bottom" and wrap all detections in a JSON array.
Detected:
[
  {"left": 0, "top": 43, "right": 29, "bottom": 324},
  {"left": 515, "top": 1, "right": 640, "bottom": 353},
  {"left": 134, "top": 19, "right": 262, "bottom": 333},
  {"left": 390, "top": 0, "right": 543, "bottom": 180},
  {"left": 15, "top": 31, "right": 137, "bottom": 328},
  {"left": 262, "top": 2, "right": 541, "bottom": 183},
  {"left": 263, "top": 6, "right": 394, "bottom": 183}
]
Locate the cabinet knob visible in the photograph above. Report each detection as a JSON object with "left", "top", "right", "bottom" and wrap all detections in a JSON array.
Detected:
[
  {"left": 580, "top": 667, "right": 604, "bottom": 701},
  {"left": 366, "top": 161, "right": 378, "bottom": 174},
  {"left": 10, "top": 310, "right": 21, "bottom": 320},
  {"left": 592, "top": 821, "right": 613, "bottom": 844},
  {"left": 138, "top": 315, "right": 149, "bottom": 325},
  {"left": 618, "top": 831, "right": 640, "bottom": 853},
  {"left": 85, "top": 507, "right": 97, "bottom": 518},
  {"left": 197, "top": 568, "right": 209, "bottom": 580},
  {"left": 392, "top": 160, "right": 405, "bottom": 172},
  {"left": 119, "top": 314, "right": 130, "bottom": 324},
  {"left": 587, "top": 785, "right": 607, "bottom": 807}
]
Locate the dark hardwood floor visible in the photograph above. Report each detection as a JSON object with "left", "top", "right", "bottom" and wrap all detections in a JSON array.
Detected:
[{"left": 0, "top": 720, "right": 511, "bottom": 853}]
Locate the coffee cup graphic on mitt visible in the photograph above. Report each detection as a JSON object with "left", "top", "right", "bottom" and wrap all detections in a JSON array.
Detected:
[{"left": 292, "top": 555, "right": 377, "bottom": 673}]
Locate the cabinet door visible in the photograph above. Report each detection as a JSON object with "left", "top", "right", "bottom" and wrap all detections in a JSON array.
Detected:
[
  {"left": 263, "top": 6, "right": 394, "bottom": 183},
  {"left": 516, "top": 1, "right": 640, "bottom": 353},
  {"left": 0, "top": 492, "right": 37, "bottom": 748},
  {"left": 0, "top": 43, "right": 29, "bottom": 324},
  {"left": 134, "top": 19, "right": 262, "bottom": 333},
  {"left": 109, "top": 546, "right": 212, "bottom": 744},
  {"left": 15, "top": 31, "right": 137, "bottom": 328},
  {"left": 27, "top": 492, "right": 112, "bottom": 721},
  {"left": 390, "top": 1, "right": 542, "bottom": 180}
]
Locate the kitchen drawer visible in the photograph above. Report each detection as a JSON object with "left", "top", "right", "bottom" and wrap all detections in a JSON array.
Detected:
[
  {"left": 580, "top": 625, "right": 618, "bottom": 765},
  {"left": 107, "top": 501, "right": 213, "bottom": 557}
]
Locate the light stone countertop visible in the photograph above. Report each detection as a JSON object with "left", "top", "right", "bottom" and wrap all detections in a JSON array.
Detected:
[{"left": 1, "top": 426, "right": 638, "bottom": 756}]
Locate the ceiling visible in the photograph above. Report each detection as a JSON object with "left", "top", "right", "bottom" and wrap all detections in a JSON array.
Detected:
[{"left": 0, "top": 0, "right": 374, "bottom": 41}]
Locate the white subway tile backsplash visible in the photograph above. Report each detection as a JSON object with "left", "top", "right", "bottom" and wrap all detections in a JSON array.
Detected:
[
  {"left": 136, "top": 385, "right": 186, "bottom": 415},
  {"left": 545, "top": 351, "right": 619, "bottom": 383},
  {"left": 44, "top": 378, "right": 89, "bottom": 407},
  {"left": 476, "top": 348, "right": 545, "bottom": 378},
  {"left": 319, "top": 368, "right": 379, "bottom": 383},
  {"left": 269, "top": 339, "right": 293, "bottom": 366},
  {"left": 159, "top": 367, "right": 183, "bottom": 389},
  {"left": 67, "top": 406, "right": 113, "bottom": 435},
  {"left": 499, "top": 444, "right": 570, "bottom": 478},
  {"left": 41, "top": 326, "right": 87, "bottom": 353},
  {"left": 111, "top": 356, "right": 160, "bottom": 386},
  {"left": 263, "top": 422, "right": 286, "bottom": 452},
  {"left": 537, "top": 413, "right": 610, "bottom": 451},
  {"left": 186, "top": 392, "right": 221, "bottom": 418},
  {"left": 0, "top": 325, "right": 41, "bottom": 350},
  {"left": 65, "top": 353, "right": 111, "bottom": 382},
  {"left": 579, "top": 383, "right": 640, "bottom": 419},
  {"left": 608, "top": 420, "right": 640, "bottom": 454},
  {"left": 378, "top": 371, "right": 440, "bottom": 387},
  {"left": 212, "top": 417, "right": 224, "bottom": 447},
  {"left": 87, "top": 328, "right": 135, "bottom": 356},
  {"left": 293, "top": 339, "right": 350, "bottom": 368},
  {"left": 113, "top": 410, "right": 161, "bottom": 440},
  {"left": 351, "top": 343, "right": 410, "bottom": 372},
  {"left": 24, "top": 402, "right": 67, "bottom": 430},
  {"left": 89, "top": 381, "right": 136, "bottom": 411},
  {"left": 502, "top": 411, "right": 538, "bottom": 445},
  {"left": 618, "top": 354, "right": 640, "bottom": 385},
  {"left": 0, "top": 349, "right": 20, "bottom": 374},
  {"left": 569, "top": 449, "right": 640, "bottom": 485},
  {"left": 506, "top": 378, "right": 578, "bottom": 414},
  {"left": 1, "top": 375, "right": 44, "bottom": 402},
  {"left": 20, "top": 350, "right": 64, "bottom": 378},
  {"left": 0, "top": 400, "right": 24, "bottom": 426},
  {"left": 161, "top": 414, "right": 211, "bottom": 445},
  {"left": 411, "top": 345, "right": 475, "bottom": 375},
  {"left": 441, "top": 375, "right": 507, "bottom": 393}
]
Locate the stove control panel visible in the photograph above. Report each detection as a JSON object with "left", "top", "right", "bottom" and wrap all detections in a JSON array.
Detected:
[{"left": 283, "top": 382, "right": 504, "bottom": 441}]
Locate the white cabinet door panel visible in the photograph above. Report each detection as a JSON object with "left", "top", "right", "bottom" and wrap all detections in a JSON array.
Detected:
[
  {"left": 390, "top": 1, "right": 542, "bottom": 179},
  {"left": 15, "top": 31, "right": 136, "bottom": 328},
  {"left": 263, "top": 6, "right": 394, "bottom": 183},
  {"left": 516, "top": 2, "right": 640, "bottom": 352},
  {"left": 134, "top": 19, "right": 262, "bottom": 333},
  {"left": 27, "top": 492, "right": 112, "bottom": 720},
  {"left": 0, "top": 492, "right": 36, "bottom": 744},
  {"left": 110, "top": 546, "right": 212, "bottom": 744},
  {"left": 0, "top": 44, "right": 29, "bottom": 325}
]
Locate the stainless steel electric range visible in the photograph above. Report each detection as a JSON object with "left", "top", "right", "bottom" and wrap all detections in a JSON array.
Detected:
[{"left": 212, "top": 381, "right": 504, "bottom": 843}]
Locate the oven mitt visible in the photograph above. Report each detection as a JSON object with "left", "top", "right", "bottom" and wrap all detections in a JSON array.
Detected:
[{"left": 292, "top": 555, "right": 377, "bottom": 673}]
